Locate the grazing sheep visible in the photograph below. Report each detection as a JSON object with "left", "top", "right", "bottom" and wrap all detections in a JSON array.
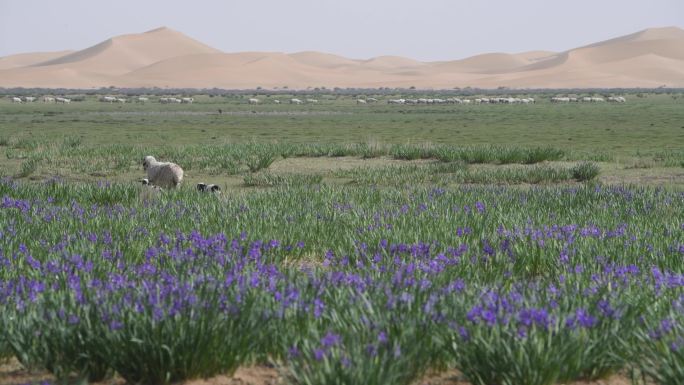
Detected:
[
  {"left": 12, "top": 97, "right": 22, "bottom": 103},
  {"left": 248, "top": 98, "right": 260, "bottom": 104},
  {"left": 142, "top": 156, "right": 184, "bottom": 189},
  {"left": 273, "top": 100, "right": 281, "bottom": 104},
  {"left": 196, "top": 182, "right": 221, "bottom": 194},
  {"left": 290, "top": 98, "right": 303, "bottom": 105},
  {"left": 356, "top": 99, "right": 367, "bottom": 105}
]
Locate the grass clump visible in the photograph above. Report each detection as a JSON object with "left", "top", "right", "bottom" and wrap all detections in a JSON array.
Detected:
[
  {"left": 244, "top": 173, "right": 323, "bottom": 187},
  {"left": 571, "top": 162, "right": 600, "bottom": 181},
  {"left": 17, "top": 157, "right": 40, "bottom": 178}
]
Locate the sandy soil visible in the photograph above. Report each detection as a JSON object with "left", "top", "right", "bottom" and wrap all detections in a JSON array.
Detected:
[{"left": 0, "top": 358, "right": 639, "bottom": 385}]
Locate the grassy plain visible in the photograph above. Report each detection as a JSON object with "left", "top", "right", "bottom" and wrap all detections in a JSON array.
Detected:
[{"left": 0, "top": 92, "right": 682, "bottom": 188}]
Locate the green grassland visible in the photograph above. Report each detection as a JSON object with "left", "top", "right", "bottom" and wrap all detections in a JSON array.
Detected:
[{"left": 0, "top": 92, "right": 682, "bottom": 188}]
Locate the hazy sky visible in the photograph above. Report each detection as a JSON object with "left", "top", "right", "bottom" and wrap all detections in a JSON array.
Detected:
[{"left": 1, "top": 0, "right": 682, "bottom": 60}]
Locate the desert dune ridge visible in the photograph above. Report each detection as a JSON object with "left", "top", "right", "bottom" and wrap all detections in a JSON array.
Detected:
[{"left": 0, "top": 26, "right": 683, "bottom": 89}]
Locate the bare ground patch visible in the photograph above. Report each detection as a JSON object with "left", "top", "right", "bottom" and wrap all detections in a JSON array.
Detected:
[{"left": 0, "top": 358, "right": 639, "bottom": 385}]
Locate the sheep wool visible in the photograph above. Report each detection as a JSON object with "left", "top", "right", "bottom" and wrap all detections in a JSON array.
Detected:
[{"left": 142, "top": 155, "right": 184, "bottom": 189}]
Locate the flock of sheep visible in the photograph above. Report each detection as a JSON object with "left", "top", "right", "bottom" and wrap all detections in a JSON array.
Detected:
[
  {"left": 384, "top": 97, "right": 536, "bottom": 105},
  {"left": 141, "top": 155, "right": 220, "bottom": 194},
  {"left": 551, "top": 96, "right": 626, "bottom": 103},
  {"left": 248, "top": 98, "right": 319, "bottom": 105},
  {"left": 11, "top": 96, "right": 71, "bottom": 103},
  {"left": 8, "top": 95, "right": 627, "bottom": 106}
]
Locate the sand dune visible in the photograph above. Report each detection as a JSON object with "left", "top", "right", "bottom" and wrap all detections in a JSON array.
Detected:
[
  {"left": 0, "top": 26, "right": 683, "bottom": 89},
  {"left": 22, "top": 27, "right": 220, "bottom": 78},
  {"left": 0, "top": 51, "right": 74, "bottom": 70},
  {"left": 289, "top": 51, "right": 360, "bottom": 69}
]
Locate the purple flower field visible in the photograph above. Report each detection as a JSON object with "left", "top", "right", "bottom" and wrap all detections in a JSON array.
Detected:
[{"left": 0, "top": 180, "right": 682, "bottom": 385}]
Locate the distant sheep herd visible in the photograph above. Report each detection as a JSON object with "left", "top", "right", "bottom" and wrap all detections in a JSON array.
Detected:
[{"left": 7, "top": 94, "right": 628, "bottom": 106}]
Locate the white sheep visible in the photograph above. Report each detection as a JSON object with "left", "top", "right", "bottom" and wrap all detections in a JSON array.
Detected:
[
  {"left": 142, "top": 156, "right": 184, "bottom": 189},
  {"left": 248, "top": 98, "right": 260, "bottom": 104},
  {"left": 12, "top": 97, "right": 22, "bottom": 103}
]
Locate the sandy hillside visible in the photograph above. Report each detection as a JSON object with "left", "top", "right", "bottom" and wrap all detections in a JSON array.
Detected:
[
  {"left": 0, "top": 50, "right": 75, "bottom": 70},
  {"left": 0, "top": 26, "right": 683, "bottom": 89}
]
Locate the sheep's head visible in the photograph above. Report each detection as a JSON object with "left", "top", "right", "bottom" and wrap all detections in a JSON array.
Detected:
[
  {"left": 196, "top": 183, "right": 207, "bottom": 192},
  {"left": 142, "top": 156, "right": 156, "bottom": 171}
]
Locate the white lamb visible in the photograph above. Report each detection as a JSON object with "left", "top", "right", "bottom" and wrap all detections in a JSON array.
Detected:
[{"left": 142, "top": 156, "right": 184, "bottom": 189}]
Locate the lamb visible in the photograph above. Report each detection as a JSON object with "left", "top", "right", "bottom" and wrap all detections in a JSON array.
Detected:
[
  {"left": 196, "top": 183, "right": 221, "bottom": 193},
  {"left": 141, "top": 178, "right": 162, "bottom": 190},
  {"left": 142, "top": 156, "right": 184, "bottom": 189}
]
